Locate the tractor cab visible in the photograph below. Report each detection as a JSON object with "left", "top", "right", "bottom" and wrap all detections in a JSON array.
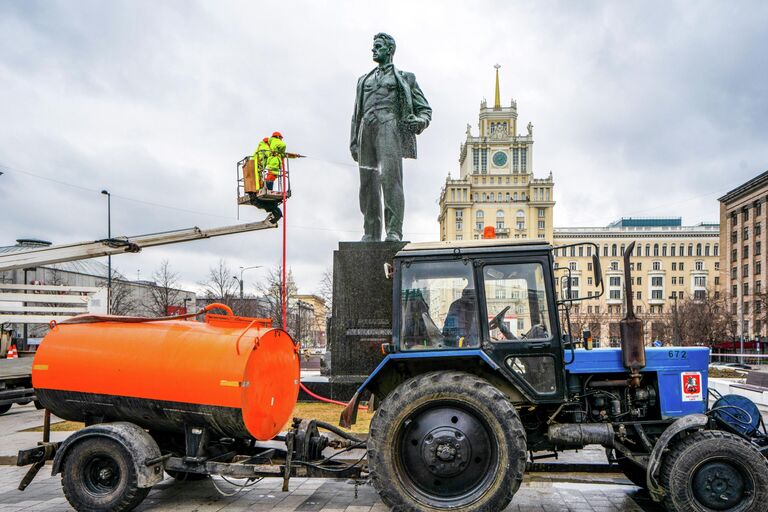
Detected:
[
  {"left": 342, "top": 238, "right": 605, "bottom": 425},
  {"left": 390, "top": 239, "right": 605, "bottom": 402}
]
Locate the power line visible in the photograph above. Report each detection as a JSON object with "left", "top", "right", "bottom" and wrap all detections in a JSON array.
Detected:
[
  {"left": 0, "top": 161, "right": 233, "bottom": 220},
  {"left": 0, "top": 160, "right": 436, "bottom": 236}
]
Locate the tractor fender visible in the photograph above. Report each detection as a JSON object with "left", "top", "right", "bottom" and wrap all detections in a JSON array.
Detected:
[
  {"left": 52, "top": 422, "right": 164, "bottom": 488},
  {"left": 646, "top": 413, "right": 708, "bottom": 502},
  {"left": 340, "top": 350, "right": 502, "bottom": 428}
]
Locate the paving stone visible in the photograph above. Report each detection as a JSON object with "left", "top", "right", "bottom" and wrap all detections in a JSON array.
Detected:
[{"left": 0, "top": 447, "right": 666, "bottom": 511}]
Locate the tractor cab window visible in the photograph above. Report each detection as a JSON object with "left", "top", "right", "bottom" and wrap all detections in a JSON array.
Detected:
[
  {"left": 483, "top": 263, "right": 551, "bottom": 341},
  {"left": 400, "top": 260, "right": 478, "bottom": 350}
]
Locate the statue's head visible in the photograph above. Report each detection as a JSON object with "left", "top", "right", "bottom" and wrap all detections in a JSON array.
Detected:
[{"left": 372, "top": 32, "right": 396, "bottom": 64}]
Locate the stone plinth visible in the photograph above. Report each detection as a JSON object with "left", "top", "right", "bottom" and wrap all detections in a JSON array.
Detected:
[{"left": 324, "top": 241, "right": 406, "bottom": 399}]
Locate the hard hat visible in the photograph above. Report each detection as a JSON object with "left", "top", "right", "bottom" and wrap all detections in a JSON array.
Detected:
[
  {"left": 272, "top": 131, "right": 283, "bottom": 139},
  {"left": 263, "top": 137, "right": 269, "bottom": 143}
]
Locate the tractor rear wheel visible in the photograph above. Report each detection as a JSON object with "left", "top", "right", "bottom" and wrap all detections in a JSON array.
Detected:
[
  {"left": 659, "top": 429, "right": 768, "bottom": 511},
  {"left": 368, "top": 371, "right": 526, "bottom": 511}
]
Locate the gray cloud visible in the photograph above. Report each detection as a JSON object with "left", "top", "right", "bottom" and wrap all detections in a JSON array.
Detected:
[{"left": 1, "top": 0, "right": 767, "bottom": 293}]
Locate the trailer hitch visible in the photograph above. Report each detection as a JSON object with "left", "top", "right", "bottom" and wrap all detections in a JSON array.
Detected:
[{"left": 17, "top": 442, "right": 58, "bottom": 491}]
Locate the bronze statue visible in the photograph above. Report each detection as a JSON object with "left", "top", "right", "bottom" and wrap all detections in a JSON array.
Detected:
[{"left": 350, "top": 33, "right": 432, "bottom": 242}]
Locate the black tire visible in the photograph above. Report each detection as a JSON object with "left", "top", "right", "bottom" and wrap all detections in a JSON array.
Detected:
[
  {"left": 165, "top": 470, "right": 209, "bottom": 481},
  {"left": 368, "top": 371, "right": 526, "bottom": 512},
  {"left": 0, "top": 403, "right": 12, "bottom": 415},
  {"left": 34, "top": 400, "right": 44, "bottom": 410},
  {"left": 612, "top": 451, "right": 647, "bottom": 488},
  {"left": 62, "top": 437, "right": 150, "bottom": 512},
  {"left": 659, "top": 430, "right": 768, "bottom": 512}
]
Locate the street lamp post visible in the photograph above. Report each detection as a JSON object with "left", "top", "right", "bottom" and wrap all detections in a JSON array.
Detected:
[
  {"left": 236, "top": 265, "right": 262, "bottom": 299},
  {"left": 100, "top": 190, "right": 112, "bottom": 314}
]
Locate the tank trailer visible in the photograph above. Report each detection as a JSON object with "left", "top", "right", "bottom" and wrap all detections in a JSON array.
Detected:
[{"left": 16, "top": 240, "right": 768, "bottom": 512}]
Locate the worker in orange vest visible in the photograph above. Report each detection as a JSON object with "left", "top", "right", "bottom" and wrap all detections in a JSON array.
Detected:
[{"left": 247, "top": 131, "right": 286, "bottom": 221}]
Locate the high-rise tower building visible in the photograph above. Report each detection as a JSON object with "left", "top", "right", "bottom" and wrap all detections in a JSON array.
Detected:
[{"left": 438, "top": 66, "right": 555, "bottom": 241}]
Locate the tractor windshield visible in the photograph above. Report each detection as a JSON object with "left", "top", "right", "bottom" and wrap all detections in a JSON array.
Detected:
[
  {"left": 400, "top": 260, "right": 478, "bottom": 350},
  {"left": 483, "top": 263, "right": 552, "bottom": 341}
]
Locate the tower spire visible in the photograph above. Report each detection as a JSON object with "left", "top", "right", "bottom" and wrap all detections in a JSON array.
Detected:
[{"left": 493, "top": 64, "right": 501, "bottom": 110}]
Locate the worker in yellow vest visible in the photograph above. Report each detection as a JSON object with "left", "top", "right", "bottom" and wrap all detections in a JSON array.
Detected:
[
  {"left": 264, "top": 131, "right": 286, "bottom": 191},
  {"left": 251, "top": 137, "right": 271, "bottom": 190}
]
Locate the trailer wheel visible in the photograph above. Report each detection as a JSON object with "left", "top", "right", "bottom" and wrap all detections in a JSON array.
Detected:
[
  {"left": 659, "top": 430, "right": 768, "bottom": 512},
  {"left": 62, "top": 437, "right": 150, "bottom": 512},
  {"left": 368, "top": 371, "right": 526, "bottom": 511},
  {"left": 0, "top": 404, "right": 11, "bottom": 415}
]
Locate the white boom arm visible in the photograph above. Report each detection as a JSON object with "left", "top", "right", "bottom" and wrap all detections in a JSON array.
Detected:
[{"left": 0, "top": 218, "right": 277, "bottom": 273}]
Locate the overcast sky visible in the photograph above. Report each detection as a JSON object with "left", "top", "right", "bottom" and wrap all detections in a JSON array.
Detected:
[{"left": 1, "top": 0, "right": 767, "bottom": 295}]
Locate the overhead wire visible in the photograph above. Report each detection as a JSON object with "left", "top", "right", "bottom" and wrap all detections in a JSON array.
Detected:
[
  {"left": 4, "top": 152, "right": 736, "bottom": 234},
  {"left": 0, "top": 158, "right": 437, "bottom": 235}
]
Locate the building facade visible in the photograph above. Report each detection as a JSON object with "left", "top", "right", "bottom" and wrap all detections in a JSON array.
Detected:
[
  {"left": 294, "top": 294, "right": 327, "bottom": 348},
  {"left": 0, "top": 239, "right": 196, "bottom": 347},
  {"left": 438, "top": 68, "right": 555, "bottom": 242},
  {"left": 553, "top": 218, "right": 721, "bottom": 344},
  {"left": 718, "top": 170, "right": 768, "bottom": 340}
]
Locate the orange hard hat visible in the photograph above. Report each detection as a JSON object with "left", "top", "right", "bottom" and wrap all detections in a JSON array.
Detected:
[
  {"left": 263, "top": 137, "right": 269, "bottom": 143},
  {"left": 272, "top": 131, "right": 283, "bottom": 139}
]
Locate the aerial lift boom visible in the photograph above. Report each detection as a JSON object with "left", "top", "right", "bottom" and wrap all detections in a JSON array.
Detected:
[{"left": 0, "top": 217, "right": 277, "bottom": 273}]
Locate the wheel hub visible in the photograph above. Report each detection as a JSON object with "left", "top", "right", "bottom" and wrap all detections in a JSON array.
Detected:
[
  {"left": 98, "top": 468, "right": 114, "bottom": 482},
  {"left": 84, "top": 456, "right": 120, "bottom": 495},
  {"left": 399, "top": 405, "right": 495, "bottom": 500},
  {"left": 421, "top": 427, "right": 470, "bottom": 476},
  {"left": 693, "top": 461, "right": 748, "bottom": 510}
]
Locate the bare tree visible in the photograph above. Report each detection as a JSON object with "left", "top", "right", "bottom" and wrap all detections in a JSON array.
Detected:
[
  {"left": 665, "top": 289, "right": 733, "bottom": 346},
  {"left": 199, "top": 259, "right": 238, "bottom": 306},
  {"left": 317, "top": 268, "right": 333, "bottom": 316},
  {"left": 146, "top": 260, "right": 182, "bottom": 317},
  {"left": 95, "top": 268, "right": 139, "bottom": 316},
  {"left": 256, "top": 264, "right": 298, "bottom": 329},
  {"left": 570, "top": 305, "right": 604, "bottom": 342}
]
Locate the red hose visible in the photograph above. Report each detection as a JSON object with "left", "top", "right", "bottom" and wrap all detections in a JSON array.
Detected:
[
  {"left": 280, "top": 157, "right": 367, "bottom": 413},
  {"left": 299, "top": 382, "right": 369, "bottom": 410}
]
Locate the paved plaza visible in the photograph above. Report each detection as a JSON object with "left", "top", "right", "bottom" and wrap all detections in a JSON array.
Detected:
[
  {"left": 0, "top": 404, "right": 664, "bottom": 511},
  {"left": 0, "top": 466, "right": 663, "bottom": 512}
]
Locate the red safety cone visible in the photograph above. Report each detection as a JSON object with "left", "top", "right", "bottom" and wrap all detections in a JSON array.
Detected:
[{"left": 7, "top": 344, "right": 18, "bottom": 359}]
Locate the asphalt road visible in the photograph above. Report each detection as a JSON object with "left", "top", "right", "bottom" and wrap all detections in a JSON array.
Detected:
[{"left": 0, "top": 404, "right": 664, "bottom": 511}]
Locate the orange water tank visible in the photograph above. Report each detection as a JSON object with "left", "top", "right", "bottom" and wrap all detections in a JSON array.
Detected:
[{"left": 32, "top": 307, "right": 300, "bottom": 441}]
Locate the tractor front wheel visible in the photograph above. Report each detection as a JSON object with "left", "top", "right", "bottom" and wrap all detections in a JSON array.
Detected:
[
  {"left": 659, "top": 429, "right": 768, "bottom": 512},
  {"left": 368, "top": 371, "right": 526, "bottom": 511}
]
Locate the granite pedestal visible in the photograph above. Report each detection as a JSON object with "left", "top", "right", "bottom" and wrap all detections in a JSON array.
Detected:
[{"left": 302, "top": 241, "right": 406, "bottom": 401}]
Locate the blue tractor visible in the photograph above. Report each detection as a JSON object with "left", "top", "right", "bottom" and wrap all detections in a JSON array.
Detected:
[{"left": 341, "top": 239, "right": 768, "bottom": 511}]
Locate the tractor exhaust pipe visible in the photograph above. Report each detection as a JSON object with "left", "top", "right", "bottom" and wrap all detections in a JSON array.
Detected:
[{"left": 620, "top": 241, "right": 645, "bottom": 387}]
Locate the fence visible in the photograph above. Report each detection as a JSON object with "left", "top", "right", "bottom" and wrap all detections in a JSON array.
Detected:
[{"left": 0, "top": 283, "right": 107, "bottom": 353}]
